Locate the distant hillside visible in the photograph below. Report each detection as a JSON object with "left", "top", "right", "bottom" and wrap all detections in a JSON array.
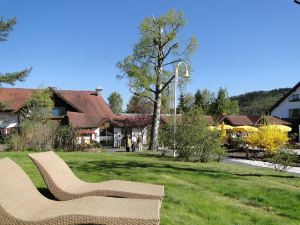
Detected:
[{"left": 230, "top": 88, "right": 291, "bottom": 115}]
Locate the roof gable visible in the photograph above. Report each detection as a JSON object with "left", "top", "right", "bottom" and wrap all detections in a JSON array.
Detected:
[
  {"left": 221, "top": 115, "right": 254, "bottom": 126},
  {"left": 269, "top": 81, "right": 300, "bottom": 113},
  {"left": 220, "top": 115, "right": 291, "bottom": 126},
  {"left": 0, "top": 88, "right": 34, "bottom": 112},
  {"left": 0, "top": 87, "right": 83, "bottom": 113},
  {"left": 59, "top": 90, "right": 113, "bottom": 118}
]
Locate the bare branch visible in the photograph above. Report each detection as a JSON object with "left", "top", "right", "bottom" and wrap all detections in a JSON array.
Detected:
[
  {"left": 162, "top": 59, "right": 182, "bottom": 67},
  {"left": 162, "top": 43, "right": 178, "bottom": 60},
  {"left": 148, "top": 60, "right": 157, "bottom": 67},
  {"left": 129, "top": 88, "right": 155, "bottom": 103},
  {"left": 160, "top": 74, "right": 176, "bottom": 93},
  {"left": 145, "top": 87, "right": 156, "bottom": 94}
]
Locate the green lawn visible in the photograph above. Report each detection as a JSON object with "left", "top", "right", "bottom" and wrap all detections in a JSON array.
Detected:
[{"left": 1, "top": 151, "right": 300, "bottom": 225}]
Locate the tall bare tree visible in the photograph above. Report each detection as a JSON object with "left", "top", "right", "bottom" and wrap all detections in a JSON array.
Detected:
[{"left": 117, "top": 10, "right": 197, "bottom": 150}]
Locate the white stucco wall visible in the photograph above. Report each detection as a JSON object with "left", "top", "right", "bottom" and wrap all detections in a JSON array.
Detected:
[
  {"left": 132, "top": 127, "right": 148, "bottom": 144},
  {"left": 92, "top": 128, "right": 100, "bottom": 142},
  {"left": 271, "top": 86, "right": 300, "bottom": 118},
  {"left": 0, "top": 112, "right": 18, "bottom": 129},
  {"left": 113, "top": 128, "right": 122, "bottom": 147}
]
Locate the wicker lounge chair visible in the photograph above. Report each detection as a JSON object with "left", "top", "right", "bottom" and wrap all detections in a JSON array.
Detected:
[
  {"left": 0, "top": 157, "right": 161, "bottom": 225},
  {"left": 28, "top": 151, "right": 164, "bottom": 201}
]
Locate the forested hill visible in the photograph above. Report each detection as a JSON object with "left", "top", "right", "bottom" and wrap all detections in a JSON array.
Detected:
[{"left": 230, "top": 88, "right": 291, "bottom": 115}]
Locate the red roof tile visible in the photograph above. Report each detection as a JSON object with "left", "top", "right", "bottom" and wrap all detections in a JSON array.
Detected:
[
  {"left": 67, "top": 112, "right": 108, "bottom": 128},
  {"left": 0, "top": 88, "right": 34, "bottom": 112},
  {"left": 222, "top": 115, "right": 254, "bottom": 126},
  {"left": 0, "top": 88, "right": 114, "bottom": 128},
  {"left": 79, "top": 129, "right": 96, "bottom": 135},
  {"left": 110, "top": 114, "right": 152, "bottom": 128},
  {"left": 59, "top": 90, "right": 113, "bottom": 118},
  {"left": 258, "top": 116, "right": 291, "bottom": 126},
  {"left": 220, "top": 115, "right": 291, "bottom": 126}
]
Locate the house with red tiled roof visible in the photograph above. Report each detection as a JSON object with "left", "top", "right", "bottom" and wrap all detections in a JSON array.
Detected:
[
  {"left": 219, "top": 115, "right": 291, "bottom": 126},
  {"left": 1, "top": 86, "right": 295, "bottom": 147},
  {"left": 0, "top": 87, "right": 154, "bottom": 146}
]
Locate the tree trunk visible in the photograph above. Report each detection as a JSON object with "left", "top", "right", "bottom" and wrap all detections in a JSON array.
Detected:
[{"left": 149, "top": 91, "right": 162, "bottom": 150}]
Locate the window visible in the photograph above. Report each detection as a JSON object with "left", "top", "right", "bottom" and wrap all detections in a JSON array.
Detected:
[
  {"left": 52, "top": 107, "right": 66, "bottom": 117},
  {"left": 289, "top": 94, "right": 300, "bottom": 102},
  {"left": 289, "top": 108, "right": 300, "bottom": 118}
]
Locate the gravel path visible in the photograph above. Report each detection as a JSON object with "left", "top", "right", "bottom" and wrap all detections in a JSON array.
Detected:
[{"left": 225, "top": 158, "right": 300, "bottom": 175}]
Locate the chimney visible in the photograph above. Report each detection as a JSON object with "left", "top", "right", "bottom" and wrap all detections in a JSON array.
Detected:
[{"left": 95, "top": 86, "right": 103, "bottom": 96}]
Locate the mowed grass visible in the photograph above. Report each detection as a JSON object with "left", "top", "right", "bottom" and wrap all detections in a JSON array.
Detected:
[{"left": 1, "top": 151, "right": 300, "bottom": 225}]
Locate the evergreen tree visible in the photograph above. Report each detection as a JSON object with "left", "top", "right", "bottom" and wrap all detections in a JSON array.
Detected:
[
  {"left": 0, "top": 17, "right": 31, "bottom": 86},
  {"left": 177, "top": 94, "right": 186, "bottom": 113},
  {"left": 127, "top": 95, "right": 153, "bottom": 114},
  {"left": 211, "top": 87, "right": 239, "bottom": 115},
  {"left": 194, "top": 90, "right": 204, "bottom": 107},
  {"left": 184, "top": 93, "right": 194, "bottom": 110},
  {"left": 194, "top": 89, "right": 214, "bottom": 113},
  {"left": 108, "top": 92, "right": 123, "bottom": 113}
]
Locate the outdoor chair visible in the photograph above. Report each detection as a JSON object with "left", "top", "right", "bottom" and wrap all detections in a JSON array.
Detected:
[
  {"left": 0, "top": 157, "right": 161, "bottom": 225},
  {"left": 28, "top": 151, "right": 164, "bottom": 201}
]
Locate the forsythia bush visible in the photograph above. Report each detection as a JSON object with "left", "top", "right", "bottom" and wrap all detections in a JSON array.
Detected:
[{"left": 245, "top": 126, "right": 289, "bottom": 154}]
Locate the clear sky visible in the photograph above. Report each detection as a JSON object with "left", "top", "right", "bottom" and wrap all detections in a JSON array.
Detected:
[{"left": 1, "top": 0, "right": 300, "bottom": 108}]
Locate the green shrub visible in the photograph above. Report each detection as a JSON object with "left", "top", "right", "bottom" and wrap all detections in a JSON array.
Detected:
[
  {"left": 8, "top": 88, "right": 81, "bottom": 152},
  {"left": 8, "top": 132, "right": 25, "bottom": 151},
  {"left": 54, "top": 125, "right": 79, "bottom": 151},
  {"left": 268, "top": 149, "right": 298, "bottom": 172},
  {"left": 159, "top": 107, "right": 226, "bottom": 162}
]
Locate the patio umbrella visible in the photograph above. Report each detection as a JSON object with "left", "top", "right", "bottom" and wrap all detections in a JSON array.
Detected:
[
  {"left": 219, "top": 123, "right": 233, "bottom": 130},
  {"left": 208, "top": 126, "right": 216, "bottom": 131},
  {"left": 233, "top": 126, "right": 258, "bottom": 132},
  {"left": 260, "top": 125, "right": 292, "bottom": 132},
  {"left": 208, "top": 124, "right": 233, "bottom": 131},
  {"left": 220, "top": 122, "right": 229, "bottom": 143}
]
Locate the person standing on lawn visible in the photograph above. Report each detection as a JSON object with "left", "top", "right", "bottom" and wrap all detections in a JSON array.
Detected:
[
  {"left": 132, "top": 135, "right": 137, "bottom": 152},
  {"left": 124, "top": 132, "right": 130, "bottom": 152},
  {"left": 127, "top": 135, "right": 132, "bottom": 152},
  {"left": 137, "top": 135, "right": 143, "bottom": 152},
  {"left": 117, "top": 133, "right": 122, "bottom": 148}
]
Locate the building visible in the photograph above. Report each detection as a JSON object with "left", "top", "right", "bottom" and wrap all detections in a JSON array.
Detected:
[
  {"left": 219, "top": 115, "right": 291, "bottom": 126},
  {"left": 269, "top": 82, "right": 300, "bottom": 139},
  {"left": 270, "top": 81, "right": 300, "bottom": 122},
  {"left": 0, "top": 87, "right": 149, "bottom": 146},
  {"left": 1, "top": 85, "right": 296, "bottom": 146}
]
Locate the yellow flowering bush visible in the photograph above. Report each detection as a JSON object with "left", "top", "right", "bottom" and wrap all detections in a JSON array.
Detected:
[{"left": 245, "top": 126, "right": 289, "bottom": 154}]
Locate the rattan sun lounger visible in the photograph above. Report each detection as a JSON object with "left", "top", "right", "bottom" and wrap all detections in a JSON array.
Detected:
[
  {"left": 28, "top": 151, "right": 164, "bottom": 201},
  {"left": 0, "top": 157, "right": 161, "bottom": 225}
]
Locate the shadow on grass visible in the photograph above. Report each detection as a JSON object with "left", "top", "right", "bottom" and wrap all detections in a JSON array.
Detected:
[
  {"left": 67, "top": 159, "right": 298, "bottom": 180},
  {"left": 133, "top": 151, "right": 182, "bottom": 162}
]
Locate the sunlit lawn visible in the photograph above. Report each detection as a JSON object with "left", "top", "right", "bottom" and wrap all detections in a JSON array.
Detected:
[{"left": 1, "top": 151, "right": 300, "bottom": 225}]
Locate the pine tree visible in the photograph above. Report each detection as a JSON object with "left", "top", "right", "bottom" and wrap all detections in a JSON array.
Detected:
[
  {"left": 194, "top": 89, "right": 214, "bottom": 113},
  {"left": 211, "top": 88, "right": 239, "bottom": 115},
  {"left": 177, "top": 94, "right": 186, "bottom": 113},
  {"left": 0, "top": 17, "right": 31, "bottom": 86},
  {"left": 108, "top": 92, "right": 123, "bottom": 113}
]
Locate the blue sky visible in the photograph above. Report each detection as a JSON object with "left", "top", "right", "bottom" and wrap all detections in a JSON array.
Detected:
[{"left": 1, "top": 0, "right": 300, "bottom": 108}]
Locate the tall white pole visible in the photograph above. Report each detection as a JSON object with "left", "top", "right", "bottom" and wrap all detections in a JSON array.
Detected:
[
  {"left": 173, "top": 62, "right": 189, "bottom": 157},
  {"left": 173, "top": 67, "right": 178, "bottom": 157}
]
